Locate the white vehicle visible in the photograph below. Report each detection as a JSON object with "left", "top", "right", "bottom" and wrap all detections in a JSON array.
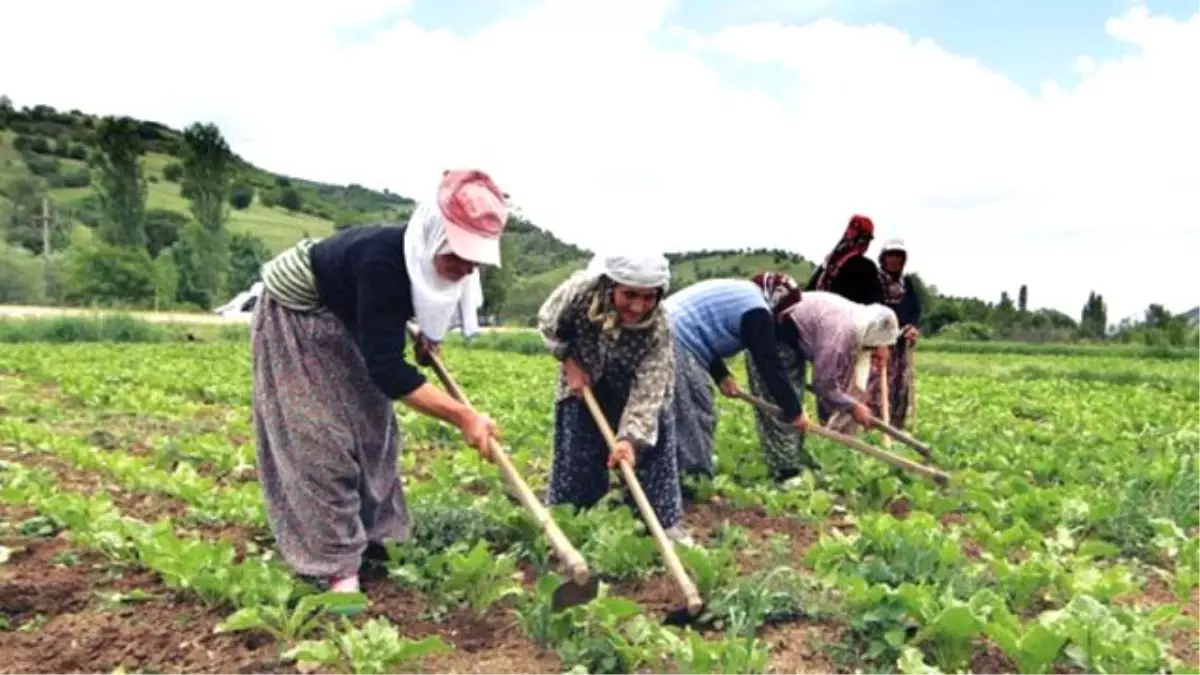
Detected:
[
  {"left": 212, "top": 276, "right": 491, "bottom": 332},
  {"left": 214, "top": 281, "right": 264, "bottom": 320}
]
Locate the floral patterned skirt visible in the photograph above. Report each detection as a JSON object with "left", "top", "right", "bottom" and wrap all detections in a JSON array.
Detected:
[
  {"left": 546, "top": 387, "right": 683, "bottom": 530},
  {"left": 250, "top": 292, "right": 409, "bottom": 578}
]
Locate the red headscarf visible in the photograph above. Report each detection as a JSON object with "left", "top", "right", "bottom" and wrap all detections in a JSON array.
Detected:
[
  {"left": 751, "top": 271, "right": 801, "bottom": 314},
  {"left": 814, "top": 214, "right": 875, "bottom": 291}
]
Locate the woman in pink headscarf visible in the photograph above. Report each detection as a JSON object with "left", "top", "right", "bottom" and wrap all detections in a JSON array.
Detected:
[{"left": 251, "top": 169, "right": 511, "bottom": 596}]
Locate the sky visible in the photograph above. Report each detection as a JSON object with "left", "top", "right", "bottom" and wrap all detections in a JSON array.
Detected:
[{"left": 1, "top": 0, "right": 1197, "bottom": 324}]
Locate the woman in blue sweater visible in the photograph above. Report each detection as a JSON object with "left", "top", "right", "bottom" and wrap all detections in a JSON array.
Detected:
[
  {"left": 250, "top": 169, "right": 509, "bottom": 596},
  {"left": 664, "top": 272, "right": 812, "bottom": 486}
]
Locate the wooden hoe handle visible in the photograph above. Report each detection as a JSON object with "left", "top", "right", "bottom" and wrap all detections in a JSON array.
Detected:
[
  {"left": 735, "top": 391, "right": 950, "bottom": 486},
  {"left": 407, "top": 324, "right": 591, "bottom": 586},
  {"left": 879, "top": 353, "right": 893, "bottom": 449},
  {"left": 800, "top": 381, "right": 934, "bottom": 460},
  {"left": 580, "top": 387, "right": 704, "bottom": 616}
]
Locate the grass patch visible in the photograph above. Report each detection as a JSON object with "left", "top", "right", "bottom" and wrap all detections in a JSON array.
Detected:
[
  {"left": 0, "top": 316, "right": 247, "bottom": 344},
  {"left": 450, "top": 330, "right": 1200, "bottom": 361}
]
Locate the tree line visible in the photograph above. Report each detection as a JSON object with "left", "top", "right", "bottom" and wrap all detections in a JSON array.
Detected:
[
  {"left": 2, "top": 112, "right": 270, "bottom": 311},
  {"left": 2, "top": 96, "right": 1193, "bottom": 347}
]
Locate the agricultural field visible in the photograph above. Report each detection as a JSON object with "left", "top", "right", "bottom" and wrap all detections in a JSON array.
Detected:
[{"left": 0, "top": 339, "right": 1197, "bottom": 674}]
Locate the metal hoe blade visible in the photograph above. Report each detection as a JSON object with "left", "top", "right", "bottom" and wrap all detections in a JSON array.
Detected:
[
  {"left": 661, "top": 603, "right": 707, "bottom": 627},
  {"left": 551, "top": 577, "right": 600, "bottom": 611}
]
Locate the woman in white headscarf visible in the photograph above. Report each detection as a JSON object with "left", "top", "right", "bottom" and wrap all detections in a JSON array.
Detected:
[
  {"left": 774, "top": 290, "right": 900, "bottom": 436},
  {"left": 867, "top": 239, "right": 922, "bottom": 429},
  {"left": 536, "top": 251, "right": 692, "bottom": 547},
  {"left": 250, "top": 169, "right": 510, "bottom": 596}
]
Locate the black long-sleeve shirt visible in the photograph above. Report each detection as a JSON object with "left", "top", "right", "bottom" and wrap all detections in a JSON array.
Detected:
[
  {"left": 308, "top": 225, "right": 427, "bottom": 399},
  {"left": 805, "top": 256, "right": 885, "bottom": 306},
  {"left": 888, "top": 276, "right": 923, "bottom": 328},
  {"left": 708, "top": 308, "right": 803, "bottom": 420}
]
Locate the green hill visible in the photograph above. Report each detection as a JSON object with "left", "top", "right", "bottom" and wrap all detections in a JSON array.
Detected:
[
  {"left": 0, "top": 104, "right": 414, "bottom": 253},
  {"left": 4, "top": 101, "right": 1193, "bottom": 347},
  {"left": 1, "top": 101, "right": 814, "bottom": 320},
  {"left": 503, "top": 249, "right": 815, "bottom": 322}
]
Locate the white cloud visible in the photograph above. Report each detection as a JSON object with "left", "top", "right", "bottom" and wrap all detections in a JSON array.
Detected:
[{"left": 1, "top": 0, "right": 1197, "bottom": 322}]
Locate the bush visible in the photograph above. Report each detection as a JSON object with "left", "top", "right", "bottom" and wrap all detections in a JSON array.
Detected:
[
  {"left": 143, "top": 208, "right": 190, "bottom": 257},
  {"left": 29, "top": 136, "right": 52, "bottom": 154},
  {"left": 0, "top": 242, "right": 47, "bottom": 305},
  {"left": 163, "top": 162, "right": 183, "bottom": 182},
  {"left": 0, "top": 315, "right": 250, "bottom": 344},
  {"left": 22, "top": 152, "right": 60, "bottom": 177},
  {"left": 13, "top": 135, "right": 53, "bottom": 155},
  {"left": 41, "top": 251, "right": 67, "bottom": 305},
  {"left": 937, "top": 321, "right": 993, "bottom": 342},
  {"left": 62, "top": 235, "right": 159, "bottom": 308},
  {"left": 23, "top": 154, "right": 60, "bottom": 177},
  {"left": 70, "top": 195, "right": 105, "bottom": 227},
  {"left": 48, "top": 169, "right": 91, "bottom": 189},
  {"left": 228, "top": 231, "right": 270, "bottom": 291},
  {"left": 229, "top": 184, "right": 254, "bottom": 209},
  {"left": 0, "top": 315, "right": 166, "bottom": 343},
  {"left": 278, "top": 186, "right": 303, "bottom": 211},
  {"left": 51, "top": 140, "right": 85, "bottom": 159}
]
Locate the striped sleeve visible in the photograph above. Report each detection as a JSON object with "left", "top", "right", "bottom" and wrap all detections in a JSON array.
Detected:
[{"left": 260, "top": 239, "right": 322, "bottom": 310}]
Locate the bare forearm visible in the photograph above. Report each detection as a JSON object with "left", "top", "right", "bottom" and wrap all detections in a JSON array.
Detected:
[{"left": 400, "top": 382, "right": 470, "bottom": 427}]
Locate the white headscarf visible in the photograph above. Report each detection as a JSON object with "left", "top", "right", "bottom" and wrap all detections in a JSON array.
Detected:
[
  {"left": 854, "top": 303, "right": 900, "bottom": 347},
  {"left": 457, "top": 271, "right": 484, "bottom": 339},
  {"left": 850, "top": 303, "right": 900, "bottom": 391},
  {"left": 404, "top": 198, "right": 470, "bottom": 343},
  {"left": 585, "top": 253, "right": 671, "bottom": 291}
]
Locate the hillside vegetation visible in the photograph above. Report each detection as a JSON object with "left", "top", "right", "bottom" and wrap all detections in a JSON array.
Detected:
[
  {"left": 1, "top": 98, "right": 1194, "bottom": 346},
  {"left": 0, "top": 99, "right": 816, "bottom": 320},
  {"left": 0, "top": 108, "right": 411, "bottom": 252}
]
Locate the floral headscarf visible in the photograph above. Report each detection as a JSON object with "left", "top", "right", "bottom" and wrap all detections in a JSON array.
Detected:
[{"left": 751, "top": 271, "right": 802, "bottom": 314}]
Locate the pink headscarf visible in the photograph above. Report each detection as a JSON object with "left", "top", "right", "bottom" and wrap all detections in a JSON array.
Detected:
[
  {"left": 437, "top": 169, "right": 509, "bottom": 267},
  {"left": 406, "top": 169, "right": 510, "bottom": 342}
]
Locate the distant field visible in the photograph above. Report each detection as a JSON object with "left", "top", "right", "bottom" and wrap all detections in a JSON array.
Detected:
[{"left": 0, "top": 304, "right": 244, "bottom": 325}]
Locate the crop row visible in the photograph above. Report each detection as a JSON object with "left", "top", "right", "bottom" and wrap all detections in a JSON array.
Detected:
[{"left": 0, "top": 341, "right": 1197, "bottom": 673}]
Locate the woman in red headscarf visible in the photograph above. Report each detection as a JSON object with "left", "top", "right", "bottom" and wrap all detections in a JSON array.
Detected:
[{"left": 805, "top": 215, "right": 885, "bottom": 306}]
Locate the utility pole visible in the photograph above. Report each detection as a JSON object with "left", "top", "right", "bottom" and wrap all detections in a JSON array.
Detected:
[
  {"left": 41, "top": 197, "right": 50, "bottom": 256},
  {"left": 29, "top": 196, "right": 55, "bottom": 305},
  {"left": 28, "top": 197, "right": 53, "bottom": 255}
]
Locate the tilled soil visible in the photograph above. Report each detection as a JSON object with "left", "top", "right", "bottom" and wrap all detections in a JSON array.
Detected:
[
  {"left": 0, "top": 447, "right": 852, "bottom": 674},
  {"left": 0, "top": 449, "right": 561, "bottom": 667}
]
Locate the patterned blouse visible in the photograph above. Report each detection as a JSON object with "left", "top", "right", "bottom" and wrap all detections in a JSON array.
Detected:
[
  {"left": 537, "top": 271, "right": 675, "bottom": 449},
  {"left": 782, "top": 291, "right": 862, "bottom": 412}
]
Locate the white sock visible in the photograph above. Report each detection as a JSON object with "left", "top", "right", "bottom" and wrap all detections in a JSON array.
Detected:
[{"left": 329, "top": 573, "right": 360, "bottom": 593}]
